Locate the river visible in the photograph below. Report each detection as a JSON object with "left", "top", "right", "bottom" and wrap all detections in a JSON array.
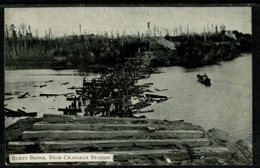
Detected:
[{"left": 5, "top": 53, "right": 252, "bottom": 142}]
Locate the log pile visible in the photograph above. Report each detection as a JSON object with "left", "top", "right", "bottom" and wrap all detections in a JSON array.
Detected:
[{"left": 7, "top": 114, "right": 242, "bottom": 165}]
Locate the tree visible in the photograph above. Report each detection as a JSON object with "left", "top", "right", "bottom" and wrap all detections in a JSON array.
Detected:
[
  {"left": 20, "top": 23, "right": 26, "bottom": 36},
  {"left": 10, "top": 24, "right": 17, "bottom": 39},
  {"left": 5, "top": 24, "right": 9, "bottom": 38}
]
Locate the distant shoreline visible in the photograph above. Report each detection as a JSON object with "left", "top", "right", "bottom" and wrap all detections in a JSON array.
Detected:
[{"left": 5, "top": 52, "right": 252, "bottom": 71}]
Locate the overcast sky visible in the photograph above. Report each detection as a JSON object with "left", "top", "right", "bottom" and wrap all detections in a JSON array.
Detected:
[{"left": 5, "top": 7, "right": 251, "bottom": 37}]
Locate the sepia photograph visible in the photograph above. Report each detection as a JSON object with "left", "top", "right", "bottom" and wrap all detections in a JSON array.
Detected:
[{"left": 4, "top": 7, "right": 252, "bottom": 165}]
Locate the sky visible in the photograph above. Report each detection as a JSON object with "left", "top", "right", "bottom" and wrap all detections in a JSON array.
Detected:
[{"left": 5, "top": 7, "right": 252, "bottom": 37}]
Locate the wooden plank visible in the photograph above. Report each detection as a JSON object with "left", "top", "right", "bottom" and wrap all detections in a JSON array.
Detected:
[
  {"left": 33, "top": 123, "right": 152, "bottom": 130},
  {"left": 40, "top": 93, "right": 59, "bottom": 97},
  {"left": 57, "top": 109, "right": 82, "bottom": 112},
  {"left": 8, "top": 138, "right": 210, "bottom": 151},
  {"left": 8, "top": 141, "right": 35, "bottom": 151},
  {"left": 5, "top": 97, "right": 14, "bottom": 101},
  {"left": 145, "top": 93, "right": 167, "bottom": 99},
  {"left": 191, "top": 147, "right": 231, "bottom": 159},
  {"left": 18, "top": 92, "right": 29, "bottom": 99},
  {"left": 5, "top": 108, "right": 37, "bottom": 117},
  {"left": 40, "top": 84, "right": 47, "bottom": 88},
  {"left": 60, "top": 82, "right": 69, "bottom": 85},
  {"left": 112, "top": 149, "right": 189, "bottom": 161},
  {"left": 22, "top": 130, "right": 204, "bottom": 140},
  {"left": 42, "top": 114, "right": 185, "bottom": 125}
]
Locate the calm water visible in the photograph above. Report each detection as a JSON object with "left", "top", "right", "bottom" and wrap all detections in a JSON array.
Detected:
[
  {"left": 5, "top": 54, "right": 252, "bottom": 142},
  {"left": 137, "top": 53, "right": 252, "bottom": 142}
]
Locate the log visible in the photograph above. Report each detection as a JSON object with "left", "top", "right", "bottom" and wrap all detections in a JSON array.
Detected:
[
  {"left": 191, "top": 147, "right": 231, "bottom": 159},
  {"left": 60, "top": 82, "right": 69, "bottom": 85},
  {"left": 33, "top": 123, "right": 152, "bottom": 131},
  {"left": 17, "top": 109, "right": 37, "bottom": 117},
  {"left": 45, "top": 80, "right": 53, "bottom": 83},
  {"left": 5, "top": 108, "right": 37, "bottom": 117},
  {"left": 9, "top": 138, "right": 210, "bottom": 151},
  {"left": 22, "top": 130, "right": 204, "bottom": 140},
  {"left": 42, "top": 114, "right": 185, "bottom": 125},
  {"left": 113, "top": 149, "right": 189, "bottom": 161},
  {"left": 18, "top": 92, "right": 29, "bottom": 99},
  {"left": 32, "top": 122, "right": 201, "bottom": 132},
  {"left": 61, "top": 93, "right": 75, "bottom": 96},
  {"left": 5, "top": 97, "right": 14, "bottom": 101},
  {"left": 40, "top": 93, "right": 59, "bottom": 97},
  {"left": 235, "top": 140, "right": 252, "bottom": 161},
  {"left": 40, "top": 85, "right": 47, "bottom": 88},
  {"left": 143, "top": 82, "right": 153, "bottom": 86},
  {"left": 145, "top": 93, "right": 167, "bottom": 99},
  {"left": 5, "top": 108, "right": 20, "bottom": 117},
  {"left": 155, "top": 88, "right": 168, "bottom": 92}
]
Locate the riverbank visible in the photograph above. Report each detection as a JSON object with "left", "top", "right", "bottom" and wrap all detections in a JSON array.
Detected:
[
  {"left": 6, "top": 114, "right": 252, "bottom": 165},
  {"left": 5, "top": 30, "right": 251, "bottom": 70}
]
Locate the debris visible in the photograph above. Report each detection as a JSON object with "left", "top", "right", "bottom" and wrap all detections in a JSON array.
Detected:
[
  {"left": 18, "top": 92, "right": 29, "bottom": 99},
  {"left": 40, "top": 84, "right": 47, "bottom": 88},
  {"left": 40, "top": 93, "right": 59, "bottom": 97},
  {"left": 155, "top": 88, "right": 168, "bottom": 92},
  {"left": 145, "top": 93, "right": 168, "bottom": 99},
  {"left": 5, "top": 97, "right": 14, "bottom": 101},
  {"left": 45, "top": 80, "right": 53, "bottom": 83},
  {"left": 61, "top": 82, "right": 69, "bottom": 85},
  {"left": 68, "top": 86, "right": 82, "bottom": 89},
  {"left": 5, "top": 108, "right": 37, "bottom": 117}
]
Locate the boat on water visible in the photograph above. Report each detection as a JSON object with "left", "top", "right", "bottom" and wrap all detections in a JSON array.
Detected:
[{"left": 197, "top": 73, "right": 211, "bottom": 86}]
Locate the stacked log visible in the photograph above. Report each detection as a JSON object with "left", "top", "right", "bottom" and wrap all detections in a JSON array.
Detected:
[{"left": 6, "top": 114, "right": 239, "bottom": 165}]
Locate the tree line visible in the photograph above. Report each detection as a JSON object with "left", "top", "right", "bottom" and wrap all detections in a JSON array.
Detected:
[{"left": 5, "top": 23, "right": 251, "bottom": 69}]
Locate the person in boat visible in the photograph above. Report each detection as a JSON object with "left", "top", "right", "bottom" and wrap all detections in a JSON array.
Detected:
[
  {"left": 197, "top": 73, "right": 208, "bottom": 80},
  {"left": 204, "top": 73, "right": 208, "bottom": 78}
]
